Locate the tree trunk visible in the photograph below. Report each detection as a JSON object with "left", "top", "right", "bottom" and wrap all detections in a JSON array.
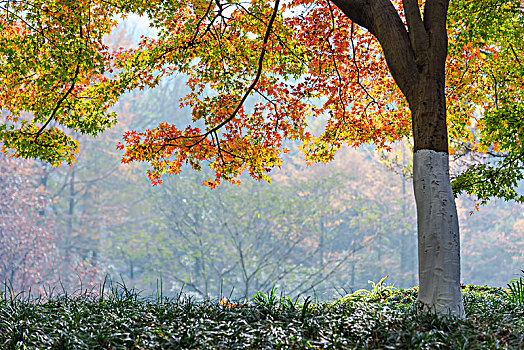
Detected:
[
  {"left": 410, "top": 79, "right": 464, "bottom": 318},
  {"left": 413, "top": 149, "right": 463, "bottom": 317},
  {"left": 332, "top": 0, "right": 465, "bottom": 317}
]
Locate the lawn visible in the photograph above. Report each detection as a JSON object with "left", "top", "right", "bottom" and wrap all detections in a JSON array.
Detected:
[{"left": 1, "top": 282, "right": 522, "bottom": 349}]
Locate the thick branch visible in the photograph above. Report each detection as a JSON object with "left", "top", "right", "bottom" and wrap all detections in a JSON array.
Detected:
[
  {"left": 403, "top": 0, "right": 428, "bottom": 62},
  {"left": 188, "top": 0, "right": 280, "bottom": 148},
  {"left": 424, "top": 0, "right": 449, "bottom": 70},
  {"left": 329, "top": 0, "right": 372, "bottom": 29},
  {"left": 331, "top": 0, "right": 419, "bottom": 97}
]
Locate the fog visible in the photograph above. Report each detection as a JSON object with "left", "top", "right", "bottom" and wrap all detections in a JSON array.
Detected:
[{"left": 1, "top": 73, "right": 522, "bottom": 301}]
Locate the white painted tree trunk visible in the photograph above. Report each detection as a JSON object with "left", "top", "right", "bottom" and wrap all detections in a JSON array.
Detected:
[{"left": 413, "top": 149, "right": 465, "bottom": 318}]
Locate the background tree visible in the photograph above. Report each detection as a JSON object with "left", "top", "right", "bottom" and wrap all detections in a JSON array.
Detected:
[
  {"left": 93, "top": 75, "right": 419, "bottom": 299},
  {"left": 0, "top": 155, "right": 99, "bottom": 294},
  {"left": 458, "top": 197, "right": 524, "bottom": 286},
  {"left": 0, "top": 156, "right": 57, "bottom": 292}
]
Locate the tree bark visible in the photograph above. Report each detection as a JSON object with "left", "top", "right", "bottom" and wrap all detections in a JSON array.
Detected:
[
  {"left": 332, "top": 0, "right": 465, "bottom": 317},
  {"left": 409, "top": 75, "right": 464, "bottom": 317},
  {"left": 413, "top": 149, "right": 463, "bottom": 316}
]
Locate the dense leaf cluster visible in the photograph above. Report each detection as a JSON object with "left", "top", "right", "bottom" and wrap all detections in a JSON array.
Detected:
[
  {"left": 0, "top": 0, "right": 120, "bottom": 165},
  {"left": 452, "top": 102, "right": 524, "bottom": 203},
  {"left": 448, "top": 0, "right": 524, "bottom": 203},
  {"left": 0, "top": 285, "right": 522, "bottom": 349}
]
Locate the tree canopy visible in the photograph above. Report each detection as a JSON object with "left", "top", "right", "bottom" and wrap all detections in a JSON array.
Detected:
[{"left": 1, "top": 0, "right": 522, "bottom": 201}]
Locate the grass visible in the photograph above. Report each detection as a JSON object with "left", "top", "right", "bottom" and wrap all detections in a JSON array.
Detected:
[{"left": 0, "top": 282, "right": 522, "bottom": 349}]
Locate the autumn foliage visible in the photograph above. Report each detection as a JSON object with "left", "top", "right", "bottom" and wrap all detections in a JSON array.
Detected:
[
  {"left": 0, "top": 0, "right": 522, "bottom": 197},
  {"left": 0, "top": 0, "right": 119, "bottom": 165}
]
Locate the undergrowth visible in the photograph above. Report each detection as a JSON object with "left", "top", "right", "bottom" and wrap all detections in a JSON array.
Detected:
[{"left": 0, "top": 281, "right": 522, "bottom": 349}]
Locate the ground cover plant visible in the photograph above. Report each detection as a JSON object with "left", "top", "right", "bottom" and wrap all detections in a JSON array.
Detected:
[{"left": 1, "top": 280, "right": 522, "bottom": 349}]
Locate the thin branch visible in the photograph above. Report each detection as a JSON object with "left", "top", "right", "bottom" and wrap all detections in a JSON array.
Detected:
[
  {"left": 349, "top": 22, "right": 378, "bottom": 104},
  {"left": 509, "top": 43, "right": 523, "bottom": 69},
  {"left": 35, "top": 56, "right": 82, "bottom": 137},
  {"left": 155, "top": 0, "right": 217, "bottom": 62},
  {"left": 188, "top": 0, "right": 281, "bottom": 147},
  {"left": 235, "top": 2, "right": 307, "bottom": 69},
  {"left": 212, "top": 130, "right": 226, "bottom": 166}
]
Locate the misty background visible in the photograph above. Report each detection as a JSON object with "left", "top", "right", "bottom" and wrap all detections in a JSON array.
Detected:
[{"left": 0, "top": 19, "right": 522, "bottom": 301}]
